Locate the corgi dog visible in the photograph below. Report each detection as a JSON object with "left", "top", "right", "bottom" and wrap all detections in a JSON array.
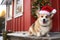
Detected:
[{"left": 28, "top": 6, "right": 56, "bottom": 37}]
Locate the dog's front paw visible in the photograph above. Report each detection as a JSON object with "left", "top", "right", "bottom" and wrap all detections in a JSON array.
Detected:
[{"left": 36, "top": 33, "right": 41, "bottom": 37}]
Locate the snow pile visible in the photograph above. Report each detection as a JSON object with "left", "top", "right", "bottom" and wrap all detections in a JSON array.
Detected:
[{"left": 0, "top": 36, "right": 3, "bottom": 40}]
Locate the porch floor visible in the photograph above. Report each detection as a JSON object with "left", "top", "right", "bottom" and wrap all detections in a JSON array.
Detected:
[{"left": 7, "top": 31, "right": 60, "bottom": 40}]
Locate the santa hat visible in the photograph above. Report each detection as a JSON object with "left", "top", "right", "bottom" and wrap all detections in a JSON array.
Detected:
[{"left": 39, "top": 5, "right": 56, "bottom": 15}]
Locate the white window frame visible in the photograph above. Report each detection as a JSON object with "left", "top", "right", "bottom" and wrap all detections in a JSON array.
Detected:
[
  {"left": 14, "top": 0, "right": 23, "bottom": 18},
  {"left": 6, "top": 5, "right": 12, "bottom": 21}
]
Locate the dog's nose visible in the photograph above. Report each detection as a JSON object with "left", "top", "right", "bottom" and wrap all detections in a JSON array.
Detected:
[
  {"left": 43, "top": 19, "right": 46, "bottom": 23},
  {"left": 43, "top": 19, "right": 45, "bottom": 21}
]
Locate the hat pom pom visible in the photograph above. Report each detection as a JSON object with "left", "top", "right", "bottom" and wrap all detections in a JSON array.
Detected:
[{"left": 51, "top": 9, "right": 56, "bottom": 14}]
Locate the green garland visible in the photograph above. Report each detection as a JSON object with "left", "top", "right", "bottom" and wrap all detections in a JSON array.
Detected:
[{"left": 32, "top": 0, "right": 51, "bottom": 18}]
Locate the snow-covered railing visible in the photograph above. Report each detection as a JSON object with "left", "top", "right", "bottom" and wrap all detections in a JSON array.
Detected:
[{"left": 7, "top": 31, "right": 60, "bottom": 40}]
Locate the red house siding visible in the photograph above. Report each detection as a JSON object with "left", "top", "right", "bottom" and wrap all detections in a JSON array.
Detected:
[
  {"left": 7, "top": 0, "right": 60, "bottom": 32},
  {"left": 50, "top": 0, "right": 60, "bottom": 32},
  {"left": 7, "top": 0, "right": 31, "bottom": 32},
  {"left": 59, "top": 0, "right": 60, "bottom": 32}
]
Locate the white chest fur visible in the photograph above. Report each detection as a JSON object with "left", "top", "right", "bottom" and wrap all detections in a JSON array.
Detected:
[{"left": 40, "top": 26, "right": 51, "bottom": 35}]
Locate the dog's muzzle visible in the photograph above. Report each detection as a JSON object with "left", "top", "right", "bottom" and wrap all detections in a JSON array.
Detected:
[{"left": 43, "top": 19, "right": 47, "bottom": 24}]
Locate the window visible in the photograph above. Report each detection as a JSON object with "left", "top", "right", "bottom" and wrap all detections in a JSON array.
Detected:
[
  {"left": 6, "top": 4, "right": 12, "bottom": 20},
  {"left": 14, "top": 0, "right": 23, "bottom": 18}
]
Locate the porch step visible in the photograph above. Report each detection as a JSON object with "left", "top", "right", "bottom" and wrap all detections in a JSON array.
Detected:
[{"left": 7, "top": 32, "right": 60, "bottom": 40}]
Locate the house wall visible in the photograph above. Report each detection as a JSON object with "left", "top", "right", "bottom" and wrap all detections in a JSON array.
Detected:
[
  {"left": 6, "top": 0, "right": 60, "bottom": 32},
  {"left": 7, "top": 0, "right": 31, "bottom": 32}
]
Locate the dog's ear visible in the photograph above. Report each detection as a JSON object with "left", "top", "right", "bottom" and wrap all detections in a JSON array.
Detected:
[
  {"left": 50, "top": 14, "right": 54, "bottom": 18},
  {"left": 36, "top": 10, "right": 40, "bottom": 17}
]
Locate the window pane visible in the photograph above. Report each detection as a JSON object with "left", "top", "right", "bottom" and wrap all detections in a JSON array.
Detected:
[
  {"left": 6, "top": 4, "right": 12, "bottom": 20},
  {"left": 10, "top": 5, "right": 12, "bottom": 17},
  {"left": 16, "top": 0, "right": 23, "bottom": 14}
]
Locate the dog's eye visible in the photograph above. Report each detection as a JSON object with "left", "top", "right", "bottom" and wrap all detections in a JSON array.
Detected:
[
  {"left": 46, "top": 16, "right": 48, "bottom": 18},
  {"left": 41, "top": 16, "right": 43, "bottom": 17}
]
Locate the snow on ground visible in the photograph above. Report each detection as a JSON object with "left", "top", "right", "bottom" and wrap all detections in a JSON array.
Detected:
[{"left": 0, "top": 36, "right": 3, "bottom": 40}]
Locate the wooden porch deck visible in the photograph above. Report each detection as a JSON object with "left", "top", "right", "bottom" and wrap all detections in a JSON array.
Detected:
[{"left": 7, "top": 31, "right": 60, "bottom": 40}]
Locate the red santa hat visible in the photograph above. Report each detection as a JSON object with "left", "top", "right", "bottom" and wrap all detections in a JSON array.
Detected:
[{"left": 39, "top": 5, "right": 56, "bottom": 15}]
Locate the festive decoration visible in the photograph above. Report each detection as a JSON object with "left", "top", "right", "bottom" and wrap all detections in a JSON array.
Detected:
[
  {"left": 39, "top": 5, "right": 56, "bottom": 15},
  {"left": 32, "top": 0, "right": 51, "bottom": 18}
]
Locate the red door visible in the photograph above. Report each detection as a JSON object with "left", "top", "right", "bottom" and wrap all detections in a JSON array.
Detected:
[{"left": 50, "top": 0, "right": 60, "bottom": 32}]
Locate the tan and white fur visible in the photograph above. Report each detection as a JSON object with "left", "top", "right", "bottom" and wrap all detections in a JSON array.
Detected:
[{"left": 28, "top": 10, "right": 55, "bottom": 37}]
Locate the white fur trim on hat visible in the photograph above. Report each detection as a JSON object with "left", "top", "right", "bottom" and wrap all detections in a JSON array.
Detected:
[
  {"left": 51, "top": 9, "right": 56, "bottom": 14},
  {"left": 39, "top": 10, "right": 50, "bottom": 15}
]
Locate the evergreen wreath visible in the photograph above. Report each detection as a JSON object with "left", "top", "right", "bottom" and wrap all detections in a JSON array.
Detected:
[{"left": 32, "top": 0, "right": 51, "bottom": 18}]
